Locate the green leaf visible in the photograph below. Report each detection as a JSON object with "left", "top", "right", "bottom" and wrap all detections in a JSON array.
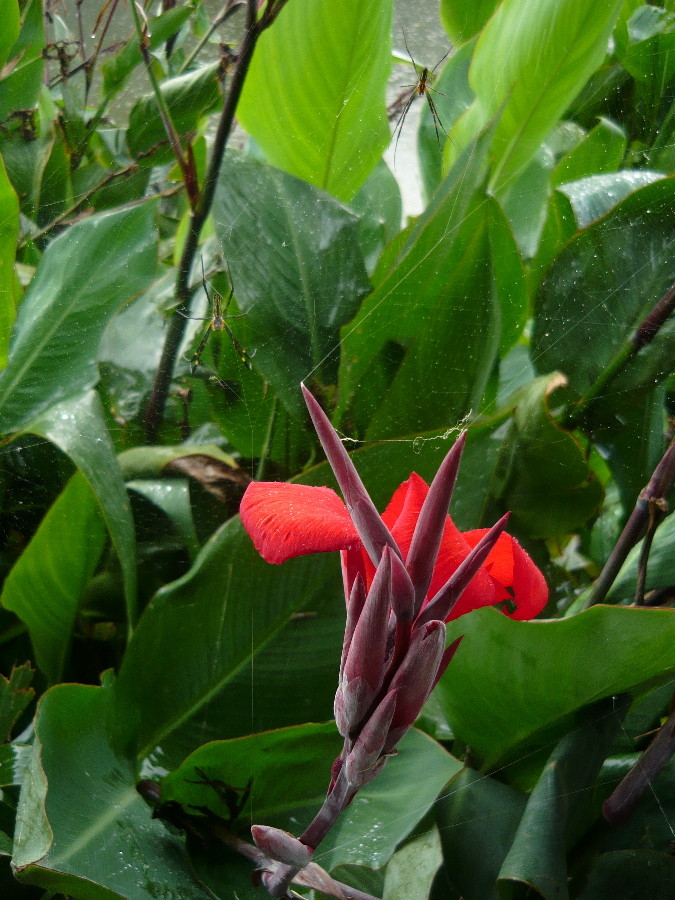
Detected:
[
  {"left": 127, "top": 62, "right": 221, "bottom": 160},
  {"left": 576, "top": 850, "right": 675, "bottom": 900},
  {"left": 606, "top": 510, "right": 675, "bottom": 603},
  {"left": 0, "top": 152, "right": 19, "bottom": 368},
  {"left": 111, "top": 515, "right": 341, "bottom": 759},
  {"left": 1, "top": 474, "right": 106, "bottom": 684},
  {"left": 493, "top": 374, "right": 603, "bottom": 538},
  {"left": 557, "top": 170, "right": 664, "bottom": 227},
  {"left": 533, "top": 177, "right": 675, "bottom": 401},
  {"left": 435, "top": 768, "right": 526, "bottom": 900},
  {"left": 451, "top": 0, "right": 623, "bottom": 191},
  {"left": 12, "top": 684, "right": 210, "bottom": 900},
  {"left": 435, "top": 605, "right": 675, "bottom": 772},
  {"left": 498, "top": 699, "right": 622, "bottom": 899},
  {"left": 162, "top": 725, "right": 460, "bottom": 871},
  {"left": 0, "top": 0, "right": 44, "bottom": 120},
  {"left": 238, "top": 0, "right": 393, "bottom": 201},
  {"left": 439, "top": 0, "right": 501, "bottom": 44},
  {"left": 0, "top": 664, "right": 33, "bottom": 743},
  {"left": 23, "top": 392, "right": 138, "bottom": 629},
  {"left": 0, "top": 742, "right": 31, "bottom": 788},
  {"left": 212, "top": 152, "right": 370, "bottom": 417},
  {"left": 126, "top": 480, "right": 199, "bottom": 561},
  {"left": 552, "top": 117, "right": 627, "bottom": 185},
  {"left": 336, "top": 130, "right": 502, "bottom": 439},
  {"left": 383, "top": 826, "right": 443, "bottom": 900},
  {"left": 0, "top": 203, "right": 158, "bottom": 433},
  {"left": 101, "top": 6, "right": 194, "bottom": 97},
  {"left": 0, "top": 0, "right": 20, "bottom": 71},
  {"left": 614, "top": 5, "right": 675, "bottom": 83}
]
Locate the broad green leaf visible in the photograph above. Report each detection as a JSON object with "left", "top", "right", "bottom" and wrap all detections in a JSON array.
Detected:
[
  {"left": 0, "top": 153, "right": 19, "bottom": 368},
  {"left": 212, "top": 152, "right": 370, "bottom": 417},
  {"left": 435, "top": 768, "right": 526, "bottom": 900},
  {"left": 336, "top": 130, "right": 503, "bottom": 440},
  {"left": 498, "top": 699, "right": 622, "bottom": 899},
  {"left": 23, "top": 392, "right": 138, "bottom": 628},
  {"left": 439, "top": 0, "right": 501, "bottom": 44},
  {"left": 349, "top": 160, "right": 402, "bottom": 274},
  {"left": 127, "top": 62, "right": 221, "bottom": 160},
  {"left": 101, "top": 6, "right": 194, "bottom": 97},
  {"left": 607, "top": 510, "right": 675, "bottom": 603},
  {"left": 127, "top": 480, "right": 199, "bottom": 561},
  {"left": 0, "top": 0, "right": 19, "bottom": 70},
  {"left": 436, "top": 605, "right": 675, "bottom": 772},
  {"left": 0, "top": 664, "right": 33, "bottom": 743},
  {"left": 576, "top": 850, "right": 675, "bottom": 900},
  {"left": 1, "top": 474, "right": 105, "bottom": 684},
  {"left": 12, "top": 684, "right": 210, "bottom": 900},
  {"left": 162, "top": 725, "right": 460, "bottom": 871},
  {"left": 533, "top": 178, "right": 675, "bottom": 401},
  {"left": 493, "top": 374, "right": 603, "bottom": 538},
  {"left": 0, "top": 203, "right": 158, "bottom": 433},
  {"left": 0, "top": 0, "right": 44, "bottom": 121},
  {"left": 552, "top": 117, "right": 627, "bottom": 185},
  {"left": 383, "top": 826, "right": 443, "bottom": 900},
  {"left": 614, "top": 5, "right": 675, "bottom": 83},
  {"left": 111, "top": 515, "right": 340, "bottom": 759},
  {"left": 238, "top": 0, "right": 393, "bottom": 201},
  {"left": 557, "top": 170, "right": 665, "bottom": 227},
  {"left": 498, "top": 146, "right": 554, "bottom": 259},
  {"left": 449, "top": 0, "right": 623, "bottom": 191}
]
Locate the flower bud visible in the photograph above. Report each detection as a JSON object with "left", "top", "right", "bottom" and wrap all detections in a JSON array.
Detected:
[
  {"left": 344, "top": 690, "right": 397, "bottom": 789},
  {"left": 251, "top": 825, "right": 313, "bottom": 867}
]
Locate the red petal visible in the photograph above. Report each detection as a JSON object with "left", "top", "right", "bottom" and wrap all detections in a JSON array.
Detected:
[
  {"left": 381, "top": 473, "right": 429, "bottom": 558},
  {"left": 240, "top": 482, "right": 359, "bottom": 564},
  {"left": 428, "top": 517, "right": 498, "bottom": 620},
  {"left": 463, "top": 529, "right": 548, "bottom": 620}
]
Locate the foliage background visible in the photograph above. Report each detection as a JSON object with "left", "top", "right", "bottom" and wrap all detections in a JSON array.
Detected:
[{"left": 0, "top": 0, "right": 673, "bottom": 898}]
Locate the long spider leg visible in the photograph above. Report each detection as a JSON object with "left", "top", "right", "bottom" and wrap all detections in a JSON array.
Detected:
[
  {"left": 224, "top": 322, "right": 254, "bottom": 371},
  {"left": 191, "top": 322, "right": 214, "bottom": 372},
  {"left": 176, "top": 311, "right": 212, "bottom": 322},
  {"left": 392, "top": 92, "right": 416, "bottom": 166},
  {"left": 430, "top": 47, "right": 452, "bottom": 75},
  {"left": 425, "top": 92, "right": 450, "bottom": 150}
]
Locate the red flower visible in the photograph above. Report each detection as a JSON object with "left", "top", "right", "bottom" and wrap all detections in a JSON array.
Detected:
[{"left": 241, "top": 470, "right": 547, "bottom": 623}]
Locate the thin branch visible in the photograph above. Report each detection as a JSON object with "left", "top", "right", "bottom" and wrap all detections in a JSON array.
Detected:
[
  {"left": 144, "top": 0, "right": 290, "bottom": 442},
  {"left": 583, "top": 438, "right": 675, "bottom": 608}
]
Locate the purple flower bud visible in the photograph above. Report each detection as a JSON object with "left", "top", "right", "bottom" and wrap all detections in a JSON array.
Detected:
[
  {"left": 334, "top": 676, "right": 374, "bottom": 738},
  {"left": 390, "top": 550, "right": 415, "bottom": 623},
  {"left": 339, "top": 573, "right": 366, "bottom": 683},
  {"left": 345, "top": 690, "right": 397, "bottom": 789},
  {"left": 406, "top": 433, "right": 466, "bottom": 615},
  {"left": 384, "top": 620, "right": 446, "bottom": 753},
  {"left": 301, "top": 384, "right": 401, "bottom": 567},
  {"left": 251, "top": 825, "right": 313, "bottom": 867}
]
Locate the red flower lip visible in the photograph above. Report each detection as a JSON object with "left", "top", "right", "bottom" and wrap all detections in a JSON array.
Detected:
[{"left": 240, "top": 387, "right": 548, "bottom": 625}]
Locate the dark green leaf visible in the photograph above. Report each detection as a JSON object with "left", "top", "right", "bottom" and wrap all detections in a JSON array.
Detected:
[
  {"left": 162, "top": 725, "right": 460, "bottom": 870},
  {"left": 436, "top": 768, "right": 526, "bottom": 900},
  {"left": 127, "top": 63, "right": 221, "bottom": 160},
  {"left": 24, "top": 392, "right": 138, "bottom": 628},
  {"left": 576, "top": 850, "right": 675, "bottom": 900},
  {"left": 0, "top": 0, "right": 44, "bottom": 120},
  {"left": 606, "top": 510, "right": 675, "bottom": 602},
  {"left": 238, "top": 0, "right": 393, "bottom": 201},
  {"left": 1, "top": 474, "right": 105, "bottom": 684},
  {"left": 0, "top": 153, "right": 19, "bottom": 367},
  {"left": 435, "top": 605, "right": 675, "bottom": 772},
  {"left": 12, "top": 683, "right": 210, "bottom": 900},
  {"left": 111, "top": 515, "right": 340, "bottom": 759},
  {"left": 383, "top": 826, "right": 443, "bottom": 900},
  {"left": 552, "top": 117, "right": 627, "bottom": 185},
  {"left": 0, "top": 203, "right": 158, "bottom": 433},
  {"left": 497, "top": 698, "right": 623, "bottom": 900},
  {"left": 0, "top": 664, "right": 33, "bottom": 743},
  {"left": 493, "top": 374, "right": 603, "bottom": 538},
  {"left": 336, "top": 131, "right": 501, "bottom": 439},
  {"left": 213, "top": 151, "right": 370, "bottom": 417},
  {"left": 533, "top": 178, "right": 675, "bottom": 401}
]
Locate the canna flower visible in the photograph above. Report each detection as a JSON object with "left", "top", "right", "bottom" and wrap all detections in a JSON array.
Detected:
[
  {"left": 240, "top": 395, "right": 547, "bottom": 627},
  {"left": 241, "top": 386, "right": 549, "bottom": 895}
]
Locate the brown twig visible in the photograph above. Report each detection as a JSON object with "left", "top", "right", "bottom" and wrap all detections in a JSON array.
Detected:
[
  {"left": 583, "top": 438, "right": 675, "bottom": 608},
  {"left": 143, "top": 0, "right": 291, "bottom": 442}
]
